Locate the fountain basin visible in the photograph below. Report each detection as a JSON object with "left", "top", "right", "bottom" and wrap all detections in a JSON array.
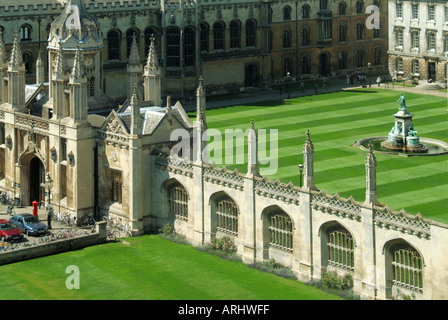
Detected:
[{"left": 354, "top": 137, "right": 448, "bottom": 156}]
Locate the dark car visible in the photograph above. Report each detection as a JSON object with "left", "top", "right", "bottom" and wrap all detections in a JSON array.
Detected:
[
  {"left": 0, "top": 219, "right": 23, "bottom": 242},
  {"left": 10, "top": 214, "right": 48, "bottom": 236}
]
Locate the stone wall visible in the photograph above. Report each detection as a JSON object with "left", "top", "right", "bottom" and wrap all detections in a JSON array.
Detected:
[{"left": 151, "top": 153, "right": 448, "bottom": 300}]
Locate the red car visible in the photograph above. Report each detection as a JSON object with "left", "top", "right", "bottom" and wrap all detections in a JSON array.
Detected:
[{"left": 0, "top": 219, "right": 24, "bottom": 242}]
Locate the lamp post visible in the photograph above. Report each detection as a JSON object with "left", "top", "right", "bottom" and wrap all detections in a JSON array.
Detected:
[
  {"left": 368, "top": 62, "right": 372, "bottom": 87},
  {"left": 45, "top": 173, "right": 53, "bottom": 230},
  {"left": 286, "top": 72, "right": 292, "bottom": 99},
  {"left": 298, "top": 163, "right": 303, "bottom": 187}
]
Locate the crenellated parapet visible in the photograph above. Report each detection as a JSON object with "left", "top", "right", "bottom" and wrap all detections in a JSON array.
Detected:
[{"left": 374, "top": 205, "right": 431, "bottom": 240}]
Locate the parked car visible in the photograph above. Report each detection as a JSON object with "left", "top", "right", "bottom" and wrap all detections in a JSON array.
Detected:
[
  {"left": 0, "top": 219, "right": 23, "bottom": 242},
  {"left": 9, "top": 214, "right": 48, "bottom": 236}
]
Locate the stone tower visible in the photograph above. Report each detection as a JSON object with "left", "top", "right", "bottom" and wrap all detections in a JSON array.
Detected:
[{"left": 47, "top": 0, "right": 103, "bottom": 102}]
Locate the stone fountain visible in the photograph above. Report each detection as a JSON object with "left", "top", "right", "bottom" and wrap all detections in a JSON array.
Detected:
[{"left": 381, "top": 93, "right": 428, "bottom": 153}]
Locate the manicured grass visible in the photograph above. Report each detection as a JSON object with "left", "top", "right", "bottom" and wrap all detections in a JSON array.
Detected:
[
  {"left": 190, "top": 89, "right": 448, "bottom": 223},
  {"left": 0, "top": 235, "right": 342, "bottom": 300}
]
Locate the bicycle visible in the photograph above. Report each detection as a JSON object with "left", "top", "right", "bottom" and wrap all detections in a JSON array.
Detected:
[{"left": 79, "top": 214, "right": 95, "bottom": 227}]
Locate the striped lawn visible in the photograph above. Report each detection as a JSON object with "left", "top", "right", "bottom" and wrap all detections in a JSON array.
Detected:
[{"left": 190, "top": 89, "right": 448, "bottom": 224}]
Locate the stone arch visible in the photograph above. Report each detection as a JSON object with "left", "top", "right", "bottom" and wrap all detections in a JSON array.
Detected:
[
  {"left": 319, "top": 220, "right": 356, "bottom": 275},
  {"left": 209, "top": 191, "right": 240, "bottom": 239},
  {"left": 383, "top": 238, "right": 425, "bottom": 299},
  {"left": 18, "top": 149, "right": 47, "bottom": 206},
  {"left": 261, "top": 205, "right": 294, "bottom": 264}
]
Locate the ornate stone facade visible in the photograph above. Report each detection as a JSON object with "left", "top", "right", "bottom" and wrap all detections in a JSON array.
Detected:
[
  {"left": 0, "top": 0, "right": 448, "bottom": 301},
  {"left": 388, "top": 0, "right": 448, "bottom": 86},
  {"left": 0, "top": 0, "right": 388, "bottom": 101}
]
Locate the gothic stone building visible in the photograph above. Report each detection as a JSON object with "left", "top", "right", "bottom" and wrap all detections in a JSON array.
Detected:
[
  {"left": 388, "top": 0, "right": 448, "bottom": 85},
  {"left": 0, "top": 0, "right": 388, "bottom": 102},
  {"left": 1, "top": 0, "right": 448, "bottom": 301}
]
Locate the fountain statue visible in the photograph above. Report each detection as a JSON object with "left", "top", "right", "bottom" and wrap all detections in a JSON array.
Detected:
[{"left": 381, "top": 94, "right": 428, "bottom": 153}]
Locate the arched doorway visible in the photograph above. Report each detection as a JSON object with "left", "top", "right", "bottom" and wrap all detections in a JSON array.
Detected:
[
  {"left": 319, "top": 53, "right": 330, "bottom": 77},
  {"left": 244, "top": 64, "right": 258, "bottom": 87},
  {"left": 29, "top": 157, "right": 45, "bottom": 205}
]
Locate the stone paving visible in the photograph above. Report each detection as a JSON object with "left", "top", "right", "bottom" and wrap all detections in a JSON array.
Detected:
[
  {"left": 0, "top": 204, "right": 88, "bottom": 245},
  {"left": 181, "top": 77, "right": 447, "bottom": 112}
]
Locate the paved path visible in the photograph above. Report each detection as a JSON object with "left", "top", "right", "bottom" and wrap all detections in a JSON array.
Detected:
[{"left": 181, "top": 78, "right": 447, "bottom": 112}]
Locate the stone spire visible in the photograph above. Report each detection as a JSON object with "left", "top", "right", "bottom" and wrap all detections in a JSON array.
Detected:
[
  {"left": 9, "top": 34, "right": 23, "bottom": 68},
  {"left": 247, "top": 119, "right": 259, "bottom": 177},
  {"left": 365, "top": 141, "right": 379, "bottom": 206},
  {"left": 36, "top": 51, "right": 45, "bottom": 84},
  {"left": 71, "top": 44, "right": 85, "bottom": 80},
  {"left": 130, "top": 85, "right": 141, "bottom": 136},
  {"left": 127, "top": 34, "right": 143, "bottom": 100},
  {"left": 302, "top": 130, "right": 315, "bottom": 190},
  {"left": 52, "top": 47, "right": 65, "bottom": 119},
  {"left": 145, "top": 35, "right": 159, "bottom": 71},
  {"left": 195, "top": 77, "right": 207, "bottom": 164},
  {"left": 143, "top": 35, "right": 161, "bottom": 105},
  {"left": 7, "top": 33, "right": 26, "bottom": 112}
]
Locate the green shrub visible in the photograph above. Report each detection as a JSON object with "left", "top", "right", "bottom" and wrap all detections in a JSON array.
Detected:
[
  {"left": 321, "top": 271, "right": 353, "bottom": 290},
  {"left": 249, "top": 259, "right": 297, "bottom": 280},
  {"left": 210, "top": 236, "right": 237, "bottom": 253}
]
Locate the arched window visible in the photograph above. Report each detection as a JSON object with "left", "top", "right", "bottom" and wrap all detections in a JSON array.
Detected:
[
  {"left": 320, "top": 0, "right": 328, "bottom": 10},
  {"left": 126, "top": 28, "right": 140, "bottom": 59},
  {"left": 183, "top": 27, "right": 195, "bottom": 67},
  {"left": 245, "top": 19, "right": 256, "bottom": 47},
  {"left": 374, "top": 47, "right": 382, "bottom": 65},
  {"left": 107, "top": 30, "right": 120, "bottom": 60},
  {"left": 302, "top": 27, "right": 310, "bottom": 46},
  {"left": 356, "top": 22, "right": 365, "bottom": 40},
  {"left": 283, "top": 5, "right": 292, "bottom": 21},
  {"left": 110, "top": 169, "right": 122, "bottom": 204},
  {"left": 282, "top": 29, "right": 292, "bottom": 48},
  {"left": 166, "top": 27, "right": 180, "bottom": 67},
  {"left": 213, "top": 21, "right": 225, "bottom": 50},
  {"left": 390, "top": 243, "right": 424, "bottom": 294},
  {"left": 229, "top": 20, "right": 241, "bottom": 49},
  {"left": 338, "top": 2, "right": 347, "bottom": 15},
  {"left": 338, "top": 50, "right": 347, "bottom": 69},
  {"left": 20, "top": 24, "right": 32, "bottom": 41},
  {"left": 283, "top": 57, "right": 292, "bottom": 75},
  {"left": 269, "top": 211, "right": 293, "bottom": 252},
  {"left": 22, "top": 52, "right": 32, "bottom": 74},
  {"left": 302, "top": 4, "right": 310, "bottom": 18},
  {"left": 357, "top": 49, "right": 365, "bottom": 67},
  {"left": 327, "top": 228, "right": 354, "bottom": 272},
  {"left": 144, "top": 27, "right": 157, "bottom": 57},
  {"left": 302, "top": 56, "right": 311, "bottom": 73},
  {"left": 200, "top": 23, "right": 209, "bottom": 52},
  {"left": 215, "top": 196, "right": 238, "bottom": 236},
  {"left": 356, "top": 0, "right": 364, "bottom": 13},
  {"left": 339, "top": 24, "right": 347, "bottom": 41},
  {"left": 168, "top": 183, "right": 189, "bottom": 221}
]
